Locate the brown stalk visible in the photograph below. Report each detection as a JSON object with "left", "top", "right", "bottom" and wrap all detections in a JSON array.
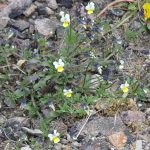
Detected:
[{"left": 137, "top": 0, "right": 141, "bottom": 12}]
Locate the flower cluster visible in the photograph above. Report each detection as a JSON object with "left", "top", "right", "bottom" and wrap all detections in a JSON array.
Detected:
[
  {"left": 143, "top": 3, "right": 150, "bottom": 20},
  {"left": 59, "top": 2, "right": 95, "bottom": 27}
]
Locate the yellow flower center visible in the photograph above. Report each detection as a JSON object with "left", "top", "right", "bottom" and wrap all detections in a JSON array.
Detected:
[
  {"left": 122, "top": 85, "right": 129, "bottom": 93},
  {"left": 52, "top": 136, "right": 60, "bottom": 143},
  {"left": 143, "top": 3, "right": 150, "bottom": 20},
  {"left": 57, "top": 65, "right": 64, "bottom": 72},
  {"left": 63, "top": 21, "right": 69, "bottom": 27},
  {"left": 65, "top": 92, "right": 72, "bottom": 97},
  {"left": 87, "top": 9, "right": 94, "bottom": 14}
]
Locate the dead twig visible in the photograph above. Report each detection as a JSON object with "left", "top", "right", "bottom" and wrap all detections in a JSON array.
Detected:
[
  {"left": 73, "top": 113, "right": 91, "bottom": 140},
  {"left": 137, "top": 0, "right": 141, "bottom": 12},
  {"left": 95, "top": 0, "right": 136, "bottom": 19}
]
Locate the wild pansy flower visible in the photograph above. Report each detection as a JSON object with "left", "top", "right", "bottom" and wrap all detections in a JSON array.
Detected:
[
  {"left": 59, "top": 11, "right": 70, "bottom": 27},
  {"left": 119, "top": 60, "right": 124, "bottom": 70},
  {"left": 120, "top": 81, "right": 129, "bottom": 93},
  {"left": 48, "top": 130, "right": 60, "bottom": 144},
  {"left": 53, "top": 59, "right": 64, "bottom": 73},
  {"left": 63, "top": 89, "right": 72, "bottom": 97},
  {"left": 85, "top": 2, "right": 95, "bottom": 14},
  {"left": 143, "top": 3, "right": 150, "bottom": 20}
]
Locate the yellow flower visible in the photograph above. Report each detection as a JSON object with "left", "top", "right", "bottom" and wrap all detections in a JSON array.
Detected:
[
  {"left": 60, "top": 12, "right": 70, "bottom": 27},
  {"left": 63, "top": 89, "right": 72, "bottom": 97},
  {"left": 53, "top": 59, "right": 64, "bottom": 72},
  {"left": 48, "top": 130, "right": 60, "bottom": 144},
  {"left": 143, "top": 3, "right": 150, "bottom": 20},
  {"left": 85, "top": 2, "right": 95, "bottom": 14},
  {"left": 120, "top": 82, "right": 129, "bottom": 93}
]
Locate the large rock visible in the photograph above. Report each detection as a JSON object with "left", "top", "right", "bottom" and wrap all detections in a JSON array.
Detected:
[
  {"left": 0, "top": 0, "right": 32, "bottom": 30},
  {"left": 34, "top": 18, "right": 59, "bottom": 38},
  {"left": 1, "top": 0, "right": 33, "bottom": 18},
  {"left": 71, "top": 116, "right": 126, "bottom": 137},
  {"left": 9, "top": 19, "right": 30, "bottom": 31}
]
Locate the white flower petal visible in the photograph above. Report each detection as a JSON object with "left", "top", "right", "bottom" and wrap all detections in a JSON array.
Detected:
[
  {"left": 125, "top": 82, "right": 129, "bottom": 87},
  {"left": 48, "top": 134, "right": 54, "bottom": 141},
  {"left": 53, "top": 61, "right": 58, "bottom": 66},
  {"left": 119, "top": 65, "right": 124, "bottom": 70},
  {"left": 90, "top": 2, "right": 95, "bottom": 10},
  {"left": 143, "top": 89, "right": 148, "bottom": 94},
  {"left": 68, "top": 89, "right": 72, "bottom": 93},
  {"left": 60, "top": 16, "right": 65, "bottom": 22},
  {"left": 85, "top": 5, "right": 90, "bottom": 10},
  {"left": 120, "top": 84, "right": 124, "bottom": 89},
  {"left": 120, "top": 60, "right": 124, "bottom": 64},
  {"left": 53, "top": 130, "right": 60, "bottom": 137},
  {"left": 59, "top": 11, "right": 64, "bottom": 16},
  {"left": 63, "top": 89, "right": 67, "bottom": 93},
  {"left": 59, "top": 59, "right": 64, "bottom": 66},
  {"left": 53, "top": 61, "right": 58, "bottom": 68},
  {"left": 65, "top": 14, "right": 70, "bottom": 22}
]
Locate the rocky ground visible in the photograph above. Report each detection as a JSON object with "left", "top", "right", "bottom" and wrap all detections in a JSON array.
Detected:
[{"left": 0, "top": 0, "right": 150, "bottom": 150}]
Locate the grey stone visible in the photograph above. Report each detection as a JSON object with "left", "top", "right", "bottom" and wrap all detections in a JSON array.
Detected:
[
  {"left": 81, "top": 143, "right": 102, "bottom": 150},
  {"left": 110, "top": 8, "right": 125, "bottom": 17},
  {"left": 56, "top": 26, "right": 65, "bottom": 38},
  {"left": 72, "top": 141, "right": 81, "bottom": 147},
  {"left": 34, "top": 18, "right": 59, "bottom": 38},
  {"left": 0, "top": 15, "right": 10, "bottom": 30},
  {"left": 121, "top": 110, "right": 146, "bottom": 125},
  {"left": 146, "top": 108, "right": 150, "bottom": 115},
  {"left": 0, "top": 115, "right": 6, "bottom": 124},
  {"left": 93, "top": 0, "right": 106, "bottom": 5},
  {"left": 23, "top": 4, "right": 37, "bottom": 17},
  {"left": 45, "top": 7, "right": 54, "bottom": 15},
  {"left": 9, "top": 20, "right": 30, "bottom": 31},
  {"left": 29, "top": 24, "right": 35, "bottom": 34},
  {"left": 135, "top": 140, "right": 143, "bottom": 150},
  {"left": 89, "top": 74, "right": 103, "bottom": 92},
  {"left": 46, "top": 0, "right": 58, "bottom": 10},
  {"left": 53, "top": 143, "right": 62, "bottom": 150},
  {"left": 132, "top": 21, "right": 141, "bottom": 29},
  {"left": 34, "top": 1, "right": 46, "bottom": 8},
  {"left": 37, "top": 6, "right": 54, "bottom": 16}
]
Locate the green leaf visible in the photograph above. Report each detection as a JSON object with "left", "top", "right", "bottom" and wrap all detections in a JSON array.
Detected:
[
  {"left": 128, "top": 3, "right": 137, "bottom": 10},
  {"left": 147, "top": 23, "right": 150, "bottom": 30}
]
